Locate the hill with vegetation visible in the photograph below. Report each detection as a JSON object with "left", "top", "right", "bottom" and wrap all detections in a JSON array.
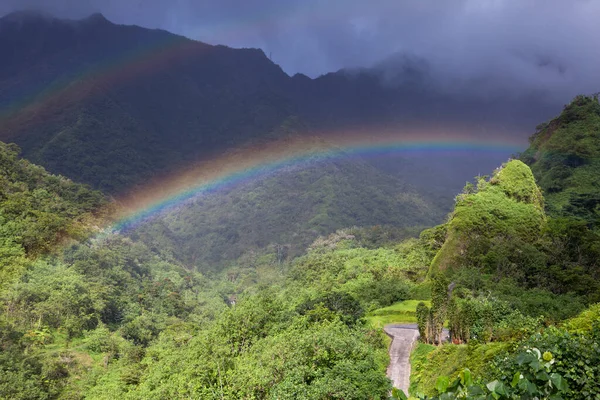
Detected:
[
  {"left": 0, "top": 11, "right": 558, "bottom": 197},
  {"left": 129, "top": 150, "right": 442, "bottom": 272},
  {"left": 402, "top": 97, "right": 600, "bottom": 399},
  {"left": 0, "top": 139, "right": 426, "bottom": 399},
  {"left": 0, "top": 96, "right": 598, "bottom": 399},
  {"left": 0, "top": 12, "right": 569, "bottom": 285},
  {"left": 0, "top": 11, "right": 294, "bottom": 194},
  {"left": 0, "top": 141, "right": 108, "bottom": 287},
  {"left": 521, "top": 95, "right": 600, "bottom": 227},
  {"left": 0, "top": 11, "right": 509, "bottom": 265}
]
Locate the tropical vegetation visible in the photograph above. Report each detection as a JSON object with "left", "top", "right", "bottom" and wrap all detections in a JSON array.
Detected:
[{"left": 0, "top": 96, "right": 599, "bottom": 399}]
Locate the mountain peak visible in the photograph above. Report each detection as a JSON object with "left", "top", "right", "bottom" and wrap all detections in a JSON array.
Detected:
[{"left": 83, "top": 12, "right": 110, "bottom": 25}]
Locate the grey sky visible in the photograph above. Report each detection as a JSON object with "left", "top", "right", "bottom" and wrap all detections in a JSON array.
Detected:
[{"left": 1, "top": 0, "right": 599, "bottom": 98}]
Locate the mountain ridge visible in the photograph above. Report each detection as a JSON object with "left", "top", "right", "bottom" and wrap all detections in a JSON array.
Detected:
[{"left": 0, "top": 10, "right": 561, "bottom": 195}]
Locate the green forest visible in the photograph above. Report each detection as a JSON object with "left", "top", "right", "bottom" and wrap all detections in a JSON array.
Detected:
[{"left": 0, "top": 95, "right": 599, "bottom": 399}]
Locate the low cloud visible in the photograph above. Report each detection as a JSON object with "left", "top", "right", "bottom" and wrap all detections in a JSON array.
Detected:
[{"left": 1, "top": 0, "right": 598, "bottom": 99}]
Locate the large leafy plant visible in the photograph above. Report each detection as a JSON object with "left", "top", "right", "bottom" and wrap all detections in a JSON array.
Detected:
[{"left": 394, "top": 347, "right": 568, "bottom": 400}]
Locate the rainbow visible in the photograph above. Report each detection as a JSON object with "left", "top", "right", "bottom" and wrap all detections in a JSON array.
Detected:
[
  {"left": 0, "top": 28, "right": 203, "bottom": 135},
  {"left": 0, "top": 17, "right": 527, "bottom": 233},
  {"left": 0, "top": 5, "right": 356, "bottom": 130},
  {"left": 112, "top": 129, "right": 525, "bottom": 231}
]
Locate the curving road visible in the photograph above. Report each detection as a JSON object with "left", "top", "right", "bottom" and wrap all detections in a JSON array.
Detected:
[{"left": 384, "top": 324, "right": 449, "bottom": 394}]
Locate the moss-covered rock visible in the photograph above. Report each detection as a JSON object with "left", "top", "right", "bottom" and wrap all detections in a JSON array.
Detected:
[{"left": 429, "top": 160, "right": 545, "bottom": 276}]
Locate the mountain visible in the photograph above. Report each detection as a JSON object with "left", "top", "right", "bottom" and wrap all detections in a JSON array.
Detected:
[
  {"left": 0, "top": 11, "right": 577, "bottom": 270},
  {"left": 0, "top": 11, "right": 562, "bottom": 197},
  {"left": 426, "top": 97, "right": 600, "bottom": 299},
  {"left": 129, "top": 149, "right": 442, "bottom": 271},
  {"left": 0, "top": 11, "right": 294, "bottom": 193},
  {"left": 428, "top": 159, "right": 546, "bottom": 277},
  {"left": 0, "top": 96, "right": 599, "bottom": 399},
  {"left": 402, "top": 97, "right": 600, "bottom": 398}
]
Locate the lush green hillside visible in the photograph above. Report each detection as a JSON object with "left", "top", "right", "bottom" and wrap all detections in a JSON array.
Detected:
[
  {"left": 129, "top": 153, "right": 442, "bottom": 272},
  {"left": 405, "top": 97, "right": 600, "bottom": 399},
  {"left": 0, "top": 141, "right": 108, "bottom": 286},
  {"left": 0, "top": 11, "right": 560, "bottom": 277},
  {"left": 0, "top": 138, "right": 438, "bottom": 399},
  {"left": 1, "top": 96, "right": 600, "bottom": 399},
  {"left": 0, "top": 139, "right": 419, "bottom": 399},
  {"left": 425, "top": 156, "right": 599, "bottom": 302},
  {"left": 521, "top": 95, "right": 600, "bottom": 227},
  {"left": 429, "top": 159, "right": 545, "bottom": 276}
]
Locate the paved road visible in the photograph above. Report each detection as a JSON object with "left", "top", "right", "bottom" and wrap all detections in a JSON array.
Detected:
[
  {"left": 384, "top": 324, "right": 449, "bottom": 394},
  {"left": 384, "top": 324, "right": 420, "bottom": 393}
]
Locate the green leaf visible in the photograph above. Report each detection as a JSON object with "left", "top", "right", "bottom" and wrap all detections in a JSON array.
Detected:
[
  {"left": 486, "top": 380, "right": 499, "bottom": 392},
  {"left": 517, "top": 352, "right": 535, "bottom": 365},
  {"left": 468, "top": 385, "right": 485, "bottom": 396},
  {"left": 494, "top": 382, "right": 509, "bottom": 396},
  {"left": 536, "top": 371, "right": 550, "bottom": 381},
  {"left": 392, "top": 388, "right": 408, "bottom": 400},
  {"left": 550, "top": 373, "right": 568, "bottom": 391},
  {"left": 436, "top": 376, "right": 450, "bottom": 394},
  {"left": 526, "top": 380, "right": 538, "bottom": 395},
  {"left": 461, "top": 368, "right": 473, "bottom": 387},
  {"left": 511, "top": 372, "right": 521, "bottom": 388},
  {"left": 517, "top": 378, "right": 531, "bottom": 391},
  {"left": 529, "top": 358, "right": 542, "bottom": 372}
]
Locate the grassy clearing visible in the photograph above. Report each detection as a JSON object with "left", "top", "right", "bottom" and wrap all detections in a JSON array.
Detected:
[{"left": 366, "top": 300, "right": 431, "bottom": 328}]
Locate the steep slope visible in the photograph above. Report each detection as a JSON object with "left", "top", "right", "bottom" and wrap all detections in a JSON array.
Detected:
[
  {"left": 0, "top": 11, "right": 561, "bottom": 198},
  {"left": 130, "top": 153, "right": 443, "bottom": 271},
  {"left": 424, "top": 98, "right": 600, "bottom": 298},
  {"left": 521, "top": 95, "right": 600, "bottom": 226},
  {"left": 0, "top": 11, "right": 294, "bottom": 193},
  {"left": 405, "top": 99, "right": 600, "bottom": 400},
  {"left": 0, "top": 11, "right": 569, "bottom": 274},
  {"left": 0, "top": 140, "right": 107, "bottom": 285},
  {"left": 429, "top": 160, "right": 545, "bottom": 276}
]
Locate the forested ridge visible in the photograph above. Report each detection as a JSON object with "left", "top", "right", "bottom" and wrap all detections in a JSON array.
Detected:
[
  {"left": 0, "top": 11, "right": 553, "bottom": 195},
  {"left": 407, "top": 96, "right": 600, "bottom": 399},
  {"left": 0, "top": 97, "right": 599, "bottom": 399},
  {"left": 129, "top": 147, "right": 442, "bottom": 272},
  {"left": 0, "top": 10, "right": 553, "bottom": 275}
]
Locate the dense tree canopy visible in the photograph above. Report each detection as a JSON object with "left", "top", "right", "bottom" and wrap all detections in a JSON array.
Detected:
[{"left": 1, "top": 95, "right": 600, "bottom": 399}]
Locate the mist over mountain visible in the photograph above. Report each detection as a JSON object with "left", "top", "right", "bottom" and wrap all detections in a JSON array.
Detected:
[
  {"left": 0, "top": 11, "right": 565, "bottom": 193},
  {"left": 0, "top": 12, "right": 571, "bottom": 268},
  {"left": 2, "top": 0, "right": 599, "bottom": 88},
  {"left": 1, "top": 5, "right": 600, "bottom": 400}
]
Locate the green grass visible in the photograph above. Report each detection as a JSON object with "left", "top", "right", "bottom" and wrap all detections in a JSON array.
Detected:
[
  {"left": 408, "top": 341, "right": 509, "bottom": 396},
  {"left": 366, "top": 300, "right": 431, "bottom": 328},
  {"left": 409, "top": 342, "right": 437, "bottom": 397}
]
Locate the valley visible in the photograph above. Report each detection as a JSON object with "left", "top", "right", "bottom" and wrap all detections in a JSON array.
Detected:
[{"left": 0, "top": 8, "right": 599, "bottom": 400}]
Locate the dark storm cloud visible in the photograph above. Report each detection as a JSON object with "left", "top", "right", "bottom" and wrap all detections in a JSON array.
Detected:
[{"left": 1, "top": 0, "right": 599, "bottom": 98}]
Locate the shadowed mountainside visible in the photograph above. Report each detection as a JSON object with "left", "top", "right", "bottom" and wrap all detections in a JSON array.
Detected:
[{"left": 0, "top": 11, "right": 561, "bottom": 196}]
